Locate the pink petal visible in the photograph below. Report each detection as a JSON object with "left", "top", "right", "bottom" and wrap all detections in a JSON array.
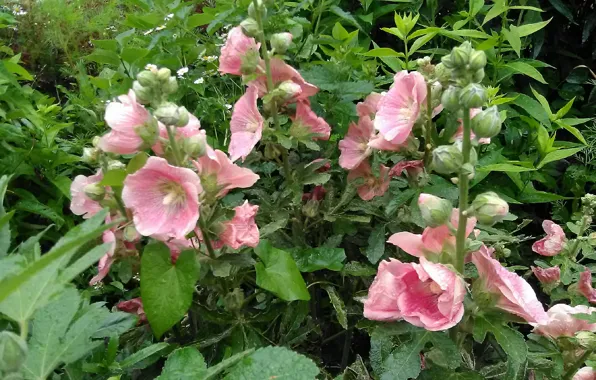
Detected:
[
  {"left": 229, "top": 85, "right": 263, "bottom": 162},
  {"left": 387, "top": 232, "right": 424, "bottom": 257},
  {"left": 218, "top": 26, "right": 260, "bottom": 76}
]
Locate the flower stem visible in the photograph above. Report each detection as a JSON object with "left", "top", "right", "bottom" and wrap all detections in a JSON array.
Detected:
[
  {"left": 19, "top": 320, "right": 28, "bottom": 340},
  {"left": 423, "top": 82, "right": 434, "bottom": 166},
  {"left": 198, "top": 216, "right": 216, "bottom": 259},
  {"left": 166, "top": 125, "right": 183, "bottom": 167},
  {"left": 455, "top": 109, "right": 472, "bottom": 273},
  {"left": 563, "top": 349, "right": 593, "bottom": 380}
]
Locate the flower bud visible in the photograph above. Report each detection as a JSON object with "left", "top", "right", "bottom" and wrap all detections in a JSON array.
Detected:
[
  {"left": 154, "top": 103, "right": 190, "bottom": 127},
  {"left": 275, "top": 80, "right": 302, "bottom": 102},
  {"left": 576, "top": 331, "right": 596, "bottom": 350},
  {"left": 123, "top": 225, "right": 139, "bottom": 242},
  {"left": 472, "top": 192, "right": 509, "bottom": 226},
  {"left": 162, "top": 76, "right": 179, "bottom": 95},
  {"left": 302, "top": 198, "right": 319, "bottom": 218},
  {"left": 468, "top": 50, "right": 487, "bottom": 71},
  {"left": 156, "top": 67, "right": 172, "bottom": 82},
  {"left": 451, "top": 46, "right": 469, "bottom": 67},
  {"left": 224, "top": 288, "right": 245, "bottom": 312},
  {"left": 132, "top": 81, "right": 152, "bottom": 104},
  {"left": 271, "top": 32, "right": 293, "bottom": 53},
  {"left": 183, "top": 133, "right": 207, "bottom": 157},
  {"left": 441, "top": 86, "right": 461, "bottom": 112},
  {"left": 418, "top": 193, "right": 452, "bottom": 228},
  {"left": 135, "top": 117, "right": 159, "bottom": 146},
  {"left": 432, "top": 144, "right": 463, "bottom": 174},
  {"left": 84, "top": 183, "right": 105, "bottom": 201},
  {"left": 137, "top": 70, "right": 157, "bottom": 87},
  {"left": 472, "top": 68, "right": 485, "bottom": 83},
  {"left": 81, "top": 147, "right": 99, "bottom": 164},
  {"left": 92, "top": 135, "right": 101, "bottom": 147},
  {"left": 0, "top": 331, "right": 27, "bottom": 373},
  {"left": 107, "top": 160, "right": 126, "bottom": 171},
  {"left": 434, "top": 63, "right": 451, "bottom": 85},
  {"left": 459, "top": 83, "right": 487, "bottom": 108},
  {"left": 240, "top": 18, "right": 260, "bottom": 38},
  {"left": 472, "top": 106, "right": 502, "bottom": 138},
  {"left": 240, "top": 48, "right": 261, "bottom": 75},
  {"left": 461, "top": 162, "right": 475, "bottom": 179}
]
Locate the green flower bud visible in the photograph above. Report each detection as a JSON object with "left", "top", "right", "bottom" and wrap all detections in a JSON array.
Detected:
[
  {"left": 432, "top": 144, "right": 463, "bottom": 174},
  {"left": 469, "top": 50, "right": 487, "bottom": 71},
  {"left": 92, "top": 136, "right": 101, "bottom": 147},
  {"left": 240, "top": 18, "right": 259, "bottom": 38},
  {"left": 434, "top": 63, "right": 451, "bottom": 85},
  {"left": 154, "top": 103, "right": 190, "bottom": 127},
  {"left": 472, "top": 68, "right": 485, "bottom": 83},
  {"left": 271, "top": 32, "right": 293, "bottom": 54},
  {"left": 224, "top": 288, "right": 245, "bottom": 312},
  {"left": 275, "top": 80, "right": 302, "bottom": 102},
  {"left": 451, "top": 46, "right": 469, "bottom": 67},
  {"left": 84, "top": 183, "right": 105, "bottom": 202},
  {"left": 302, "top": 199, "right": 319, "bottom": 218},
  {"left": 472, "top": 106, "right": 502, "bottom": 138},
  {"left": 459, "top": 83, "right": 487, "bottom": 108},
  {"left": 107, "top": 160, "right": 126, "bottom": 171},
  {"left": 132, "top": 81, "right": 152, "bottom": 104},
  {"left": 137, "top": 70, "right": 157, "bottom": 87},
  {"left": 183, "top": 133, "right": 207, "bottom": 158},
  {"left": 576, "top": 331, "right": 596, "bottom": 350},
  {"left": 240, "top": 47, "right": 261, "bottom": 75},
  {"left": 461, "top": 162, "right": 475, "bottom": 179},
  {"left": 81, "top": 147, "right": 99, "bottom": 164},
  {"left": 418, "top": 193, "right": 453, "bottom": 228},
  {"left": 0, "top": 331, "right": 27, "bottom": 374},
  {"left": 441, "top": 54, "right": 455, "bottom": 70},
  {"left": 441, "top": 86, "right": 461, "bottom": 112},
  {"left": 157, "top": 67, "right": 172, "bottom": 82},
  {"left": 472, "top": 192, "right": 509, "bottom": 226},
  {"left": 123, "top": 225, "right": 139, "bottom": 242},
  {"left": 162, "top": 76, "right": 179, "bottom": 95},
  {"left": 135, "top": 117, "right": 159, "bottom": 146}
]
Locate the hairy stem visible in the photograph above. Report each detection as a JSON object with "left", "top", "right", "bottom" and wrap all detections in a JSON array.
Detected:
[
  {"left": 423, "top": 82, "right": 434, "bottom": 166},
  {"left": 198, "top": 217, "right": 216, "bottom": 259},
  {"left": 455, "top": 109, "right": 472, "bottom": 273},
  {"left": 563, "top": 349, "right": 593, "bottom": 380},
  {"left": 166, "top": 125, "right": 184, "bottom": 167}
]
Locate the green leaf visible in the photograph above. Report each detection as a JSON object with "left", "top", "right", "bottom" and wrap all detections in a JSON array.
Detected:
[
  {"left": 187, "top": 13, "right": 215, "bottom": 28},
  {"left": 483, "top": 0, "right": 507, "bottom": 25},
  {"left": 555, "top": 120, "right": 587, "bottom": 144},
  {"left": 530, "top": 86, "right": 553, "bottom": 119},
  {"left": 427, "top": 332, "right": 461, "bottom": 369},
  {"left": 85, "top": 49, "right": 121, "bottom": 67},
  {"left": 361, "top": 48, "right": 405, "bottom": 57},
  {"left": 3, "top": 61, "right": 33, "bottom": 80},
  {"left": 224, "top": 346, "right": 320, "bottom": 380},
  {"left": 518, "top": 188, "right": 569, "bottom": 203},
  {"left": 127, "top": 152, "right": 149, "bottom": 174},
  {"left": 254, "top": 240, "right": 310, "bottom": 301},
  {"left": 330, "top": 6, "right": 364, "bottom": 32},
  {"left": 476, "top": 163, "right": 536, "bottom": 173},
  {"left": 100, "top": 169, "right": 128, "bottom": 186},
  {"left": 15, "top": 199, "right": 65, "bottom": 228},
  {"left": 324, "top": 286, "right": 348, "bottom": 329},
  {"left": 157, "top": 347, "right": 207, "bottom": 380},
  {"left": 510, "top": 92, "right": 550, "bottom": 126},
  {"left": 469, "top": 0, "right": 485, "bottom": 17},
  {"left": 554, "top": 97, "right": 575, "bottom": 120},
  {"left": 332, "top": 22, "right": 349, "bottom": 40},
  {"left": 291, "top": 247, "right": 346, "bottom": 272},
  {"left": 515, "top": 19, "right": 552, "bottom": 37},
  {"left": 59, "top": 243, "right": 112, "bottom": 284},
  {"left": 506, "top": 62, "right": 546, "bottom": 83},
  {"left": 141, "top": 243, "right": 199, "bottom": 338},
  {"left": 559, "top": 117, "right": 593, "bottom": 126},
  {"left": 547, "top": 0, "right": 574, "bottom": 22},
  {"left": 409, "top": 32, "right": 438, "bottom": 56},
  {"left": 119, "top": 342, "right": 171, "bottom": 370},
  {"left": 0, "top": 175, "right": 11, "bottom": 257},
  {"left": 503, "top": 25, "right": 521, "bottom": 57},
  {"left": 341, "top": 261, "right": 377, "bottom": 277},
  {"left": 121, "top": 47, "right": 149, "bottom": 64},
  {"left": 365, "top": 225, "right": 386, "bottom": 264},
  {"left": 537, "top": 147, "right": 585, "bottom": 168},
  {"left": 381, "top": 332, "right": 431, "bottom": 380},
  {"left": 91, "top": 39, "right": 118, "bottom": 51}
]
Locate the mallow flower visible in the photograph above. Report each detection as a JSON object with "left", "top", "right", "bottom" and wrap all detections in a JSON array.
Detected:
[
  {"left": 219, "top": 201, "right": 260, "bottom": 250},
  {"left": 250, "top": 58, "right": 318, "bottom": 101},
  {"left": 531, "top": 266, "right": 561, "bottom": 285},
  {"left": 533, "top": 304, "right": 596, "bottom": 338},
  {"left": 579, "top": 268, "right": 596, "bottom": 303},
  {"left": 218, "top": 26, "right": 261, "bottom": 76},
  {"left": 338, "top": 116, "right": 374, "bottom": 170},
  {"left": 229, "top": 85, "right": 264, "bottom": 162},
  {"left": 291, "top": 101, "right": 331, "bottom": 140},
  {"left": 152, "top": 114, "right": 214, "bottom": 157},
  {"left": 532, "top": 220, "right": 566, "bottom": 256},
  {"left": 89, "top": 227, "right": 116, "bottom": 285},
  {"left": 356, "top": 92, "right": 383, "bottom": 118},
  {"left": 122, "top": 156, "right": 202, "bottom": 239},
  {"left": 117, "top": 298, "right": 147, "bottom": 323},
  {"left": 193, "top": 149, "right": 259, "bottom": 198},
  {"left": 70, "top": 170, "right": 104, "bottom": 219},
  {"left": 347, "top": 161, "right": 390, "bottom": 201},
  {"left": 573, "top": 367, "right": 596, "bottom": 380}
]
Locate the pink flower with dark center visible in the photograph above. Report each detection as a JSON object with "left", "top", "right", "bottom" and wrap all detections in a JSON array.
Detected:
[
  {"left": 117, "top": 298, "right": 147, "bottom": 323},
  {"left": 99, "top": 90, "right": 152, "bottom": 154},
  {"left": 292, "top": 101, "right": 331, "bottom": 140},
  {"left": 453, "top": 108, "right": 490, "bottom": 144},
  {"left": 219, "top": 201, "right": 260, "bottom": 250},
  {"left": 374, "top": 71, "right": 427, "bottom": 144},
  {"left": 363, "top": 257, "right": 465, "bottom": 331},
  {"left": 357, "top": 92, "right": 384, "bottom": 118},
  {"left": 533, "top": 304, "right": 596, "bottom": 338},
  {"left": 229, "top": 85, "right": 264, "bottom": 162},
  {"left": 388, "top": 209, "right": 476, "bottom": 258},
  {"left": 389, "top": 160, "right": 424, "bottom": 179},
  {"left": 70, "top": 170, "right": 104, "bottom": 219},
  {"left": 122, "top": 156, "right": 202, "bottom": 239},
  {"left": 532, "top": 220, "right": 566, "bottom": 256},
  {"left": 250, "top": 58, "right": 318, "bottom": 101},
  {"left": 338, "top": 116, "right": 374, "bottom": 170},
  {"left": 531, "top": 266, "right": 561, "bottom": 285},
  {"left": 218, "top": 26, "right": 261, "bottom": 76},
  {"left": 579, "top": 268, "right": 596, "bottom": 303},
  {"left": 347, "top": 161, "right": 390, "bottom": 201},
  {"left": 194, "top": 149, "right": 259, "bottom": 197},
  {"left": 573, "top": 367, "right": 596, "bottom": 380},
  {"left": 471, "top": 249, "right": 548, "bottom": 324}
]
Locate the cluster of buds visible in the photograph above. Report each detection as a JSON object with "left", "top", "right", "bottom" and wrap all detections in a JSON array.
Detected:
[{"left": 134, "top": 66, "right": 178, "bottom": 107}]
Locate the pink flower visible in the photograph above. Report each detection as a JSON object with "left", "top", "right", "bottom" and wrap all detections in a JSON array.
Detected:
[
  {"left": 302, "top": 185, "right": 326, "bottom": 202},
  {"left": 532, "top": 220, "right": 566, "bottom": 256},
  {"left": 374, "top": 71, "right": 427, "bottom": 144},
  {"left": 531, "top": 266, "right": 561, "bottom": 285},
  {"left": 89, "top": 228, "right": 116, "bottom": 285},
  {"left": 367, "top": 133, "right": 412, "bottom": 152},
  {"left": 194, "top": 149, "right": 259, "bottom": 197},
  {"left": 250, "top": 58, "right": 318, "bottom": 101},
  {"left": 152, "top": 114, "right": 214, "bottom": 157},
  {"left": 153, "top": 234, "right": 199, "bottom": 263},
  {"left": 573, "top": 367, "right": 596, "bottom": 380},
  {"left": 338, "top": 116, "right": 374, "bottom": 170},
  {"left": 347, "top": 161, "right": 390, "bottom": 201},
  {"left": 388, "top": 160, "right": 424, "bottom": 179},
  {"left": 388, "top": 209, "right": 476, "bottom": 258},
  {"left": 579, "top": 268, "right": 596, "bottom": 303},
  {"left": 471, "top": 249, "right": 548, "bottom": 324},
  {"left": 117, "top": 298, "right": 147, "bottom": 323},
  {"left": 122, "top": 156, "right": 202, "bottom": 239},
  {"left": 218, "top": 26, "right": 260, "bottom": 76},
  {"left": 99, "top": 90, "right": 152, "bottom": 154},
  {"left": 363, "top": 257, "right": 465, "bottom": 331},
  {"left": 453, "top": 108, "right": 490, "bottom": 144},
  {"left": 533, "top": 304, "right": 596, "bottom": 338},
  {"left": 292, "top": 101, "right": 331, "bottom": 140},
  {"left": 219, "top": 201, "right": 260, "bottom": 250},
  {"left": 357, "top": 92, "right": 383, "bottom": 118},
  {"left": 229, "top": 85, "right": 264, "bottom": 162},
  {"left": 70, "top": 170, "right": 104, "bottom": 218}
]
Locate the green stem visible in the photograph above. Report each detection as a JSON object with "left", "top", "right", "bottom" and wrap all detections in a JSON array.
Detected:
[
  {"left": 455, "top": 109, "right": 472, "bottom": 273},
  {"left": 19, "top": 320, "right": 28, "bottom": 340},
  {"left": 313, "top": 0, "right": 325, "bottom": 36},
  {"left": 563, "top": 349, "right": 593, "bottom": 380},
  {"left": 199, "top": 217, "right": 216, "bottom": 259},
  {"left": 166, "top": 125, "right": 183, "bottom": 167},
  {"left": 423, "top": 82, "right": 434, "bottom": 166},
  {"left": 114, "top": 192, "right": 129, "bottom": 221}
]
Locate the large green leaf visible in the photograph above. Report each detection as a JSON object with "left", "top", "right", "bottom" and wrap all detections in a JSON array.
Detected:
[
  {"left": 254, "top": 240, "right": 310, "bottom": 301},
  {"left": 503, "top": 25, "right": 522, "bottom": 57},
  {"left": 482, "top": 0, "right": 507, "bottom": 25},
  {"left": 141, "top": 242, "right": 199, "bottom": 338},
  {"left": 510, "top": 93, "right": 550, "bottom": 126},
  {"left": 537, "top": 147, "right": 585, "bottom": 168},
  {"left": 365, "top": 225, "right": 386, "bottom": 264},
  {"left": 157, "top": 347, "right": 207, "bottom": 380},
  {"left": 85, "top": 49, "right": 120, "bottom": 67},
  {"left": 224, "top": 346, "right": 320, "bottom": 380},
  {"left": 515, "top": 19, "right": 551, "bottom": 37},
  {"left": 381, "top": 332, "right": 431, "bottom": 380},
  {"left": 119, "top": 342, "right": 171, "bottom": 370},
  {"left": 290, "top": 246, "right": 346, "bottom": 272}
]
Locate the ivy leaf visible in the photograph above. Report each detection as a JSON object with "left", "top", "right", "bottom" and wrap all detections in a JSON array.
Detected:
[
  {"left": 141, "top": 242, "right": 199, "bottom": 338},
  {"left": 366, "top": 225, "right": 386, "bottom": 264},
  {"left": 291, "top": 247, "right": 346, "bottom": 272},
  {"left": 254, "top": 240, "right": 310, "bottom": 301},
  {"left": 224, "top": 346, "right": 320, "bottom": 380},
  {"left": 323, "top": 285, "right": 348, "bottom": 329},
  {"left": 157, "top": 347, "right": 206, "bottom": 379}
]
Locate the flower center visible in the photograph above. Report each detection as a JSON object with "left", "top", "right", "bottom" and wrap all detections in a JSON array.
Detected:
[
  {"left": 246, "top": 121, "right": 259, "bottom": 133},
  {"left": 428, "top": 281, "right": 443, "bottom": 295},
  {"left": 160, "top": 181, "right": 186, "bottom": 207}
]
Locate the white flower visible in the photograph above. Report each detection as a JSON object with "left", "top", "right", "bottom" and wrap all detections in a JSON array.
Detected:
[
  {"left": 165, "top": 13, "right": 174, "bottom": 21},
  {"left": 225, "top": 104, "right": 232, "bottom": 110},
  {"left": 194, "top": 77, "right": 204, "bottom": 84},
  {"left": 177, "top": 67, "right": 189, "bottom": 78},
  {"left": 156, "top": 25, "right": 166, "bottom": 31},
  {"left": 144, "top": 29, "right": 154, "bottom": 35},
  {"left": 145, "top": 64, "right": 158, "bottom": 72}
]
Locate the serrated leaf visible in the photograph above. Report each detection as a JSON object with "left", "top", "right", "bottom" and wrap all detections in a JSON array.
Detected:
[
  {"left": 85, "top": 49, "right": 120, "bottom": 67},
  {"left": 157, "top": 347, "right": 207, "bottom": 380},
  {"left": 427, "top": 332, "right": 461, "bottom": 369},
  {"left": 506, "top": 61, "right": 546, "bottom": 83},
  {"left": 224, "top": 346, "right": 320, "bottom": 380},
  {"left": 324, "top": 286, "right": 348, "bottom": 329},
  {"left": 91, "top": 39, "right": 118, "bottom": 51},
  {"left": 366, "top": 225, "right": 386, "bottom": 264},
  {"left": 121, "top": 47, "right": 149, "bottom": 64},
  {"left": 381, "top": 331, "right": 431, "bottom": 380},
  {"left": 291, "top": 247, "right": 346, "bottom": 272}
]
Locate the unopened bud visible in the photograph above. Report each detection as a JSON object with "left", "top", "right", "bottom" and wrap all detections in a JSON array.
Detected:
[
  {"left": 432, "top": 144, "right": 463, "bottom": 174},
  {"left": 271, "top": 32, "right": 293, "bottom": 53},
  {"left": 81, "top": 147, "right": 99, "bottom": 163},
  {"left": 469, "top": 50, "right": 487, "bottom": 71},
  {"left": 472, "top": 192, "right": 509, "bottom": 226},
  {"left": 302, "top": 198, "right": 319, "bottom": 218},
  {"left": 107, "top": 160, "right": 126, "bottom": 171},
  {"left": 123, "top": 225, "right": 139, "bottom": 242},
  {"left": 183, "top": 132, "right": 207, "bottom": 157},
  {"left": 451, "top": 46, "right": 469, "bottom": 67},
  {"left": 576, "top": 331, "right": 596, "bottom": 350},
  {"left": 156, "top": 68, "right": 171, "bottom": 82},
  {"left": 441, "top": 86, "right": 461, "bottom": 112},
  {"left": 240, "top": 47, "right": 261, "bottom": 75},
  {"left": 92, "top": 136, "right": 101, "bottom": 147},
  {"left": 472, "top": 106, "right": 502, "bottom": 138},
  {"left": 276, "top": 80, "right": 302, "bottom": 102},
  {"left": 418, "top": 193, "right": 452, "bottom": 228},
  {"left": 240, "top": 18, "right": 259, "bottom": 38},
  {"left": 137, "top": 70, "right": 157, "bottom": 87},
  {"left": 459, "top": 83, "right": 487, "bottom": 108},
  {"left": 155, "top": 103, "right": 190, "bottom": 127},
  {"left": 0, "top": 331, "right": 27, "bottom": 373},
  {"left": 461, "top": 163, "right": 475, "bottom": 179},
  {"left": 135, "top": 117, "right": 159, "bottom": 146},
  {"left": 84, "top": 183, "right": 105, "bottom": 201},
  {"left": 434, "top": 63, "right": 451, "bottom": 85},
  {"left": 132, "top": 81, "right": 152, "bottom": 104},
  {"left": 163, "top": 76, "right": 179, "bottom": 95},
  {"left": 472, "top": 69, "right": 485, "bottom": 83},
  {"left": 224, "top": 288, "right": 245, "bottom": 312}
]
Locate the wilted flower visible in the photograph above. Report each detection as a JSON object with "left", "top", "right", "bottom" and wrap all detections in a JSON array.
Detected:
[
  {"left": 533, "top": 304, "right": 596, "bottom": 339},
  {"left": 219, "top": 201, "right": 260, "bottom": 250},
  {"left": 89, "top": 224, "right": 116, "bottom": 285},
  {"left": 70, "top": 170, "right": 104, "bottom": 219},
  {"left": 532, "top": 220, "right": 566, "bottom": 256},
  {"left": 389, "top": 160, "right": 424, "bottom": 179},
  {"left": 579, "top": 268, "right": 596, "bottom": 303},
  {"left": 229, "top": 85, "right": 264, "bottom": 162},
  {"left": 117, "top": 298, "right": 147, "bottom": 323},
  {"left": 531, "top": 266, "right": 561, "bottom": 285},
  {"left": 347, "top": 161, "right": 390, "bottom": 201}
]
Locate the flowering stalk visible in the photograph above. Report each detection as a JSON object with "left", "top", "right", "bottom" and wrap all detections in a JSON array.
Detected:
[
  {"left": 455, "top": 110, "right": 471, "bottom": 273},
  {"left": 165, "top": 125, "right": 184, "bottom": 167},
  {"left": 198, "top": 216, "right": 216, "bottom": 259},
  {"left": 424, "top": 82, "right": 434, "bottom": 166}
]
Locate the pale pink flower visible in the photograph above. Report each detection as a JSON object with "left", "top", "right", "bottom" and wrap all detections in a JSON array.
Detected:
[
  {"left": 363, "top": 257, "right": 465, "bottom": 331},
  {"left": 531, "top": 266, "right": 561, "bottom": 285},
  {"left": 117, "top": 298, "right": 147, "bottom": 323},
  {"left": 573, "top": 367, "right": 596, "bottom": 380},
  {"left": 367, "top": 132, "right": 412, "bottom": 151},
  {"left": 218, "top": 26, "right": 260, "bottom": 76},
  {"left": 229, "top": 85, "right": 264, "bottom": 162},
  {"left": 579, "top": 268, "right": 596, "bottom": 303},
  {"left": 70, "top": 170, "right": 104, "bottom": 218},
  {"left": 153, "top": 234, "right": 199, "bottom": 263},
  {"left": 357, "top": 92, "right": 383, "bottom": 118},
  {"left": 89, "top": 228, "right": 116, "bottom": 285},
  {"left": 374, "top": 71, "right": 427, "bottom": 144},
  {"left": 388, "top": 209, "right": 476, "bottom": 258},
  {"left": 471, "top": 249, "right": 548, "bottom": 324},
  {"left": 219, "top": 201, "right": 260, "bottom": 250},
  {"left": 122, "top": 156, "right": 202, "bottom": 239},
  {"left": 532, "top": 220, "right": 566, "bottom": 256},
  {"left": 292, "top": 101, "right": 331, "bottom": 140},
  {"left": 99, "top": 90, "right": 152, "bottom": 154},
  {"left": 453, "top": 108, "right": 490, "bottom": 144},
  {"left": 193, "top": 149, "right": 259, "bottom": 197},
  {"left": 388, "top": 160, "right": 424, "bottom": 179},
  {"left": 347, "top": 161, "right": 390, "bottom": 201},
  {"left": 152, "top": 114, "right": 214, "bottom": 157},
  {"left": 250, "top": 58, "right": 318, "bottom": 101},
  {"left": 338, "top": 116, "right": 374, "bottom": 170},
  {"left": 533, "top": 304, "right": 596, "bottom": 338}
]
